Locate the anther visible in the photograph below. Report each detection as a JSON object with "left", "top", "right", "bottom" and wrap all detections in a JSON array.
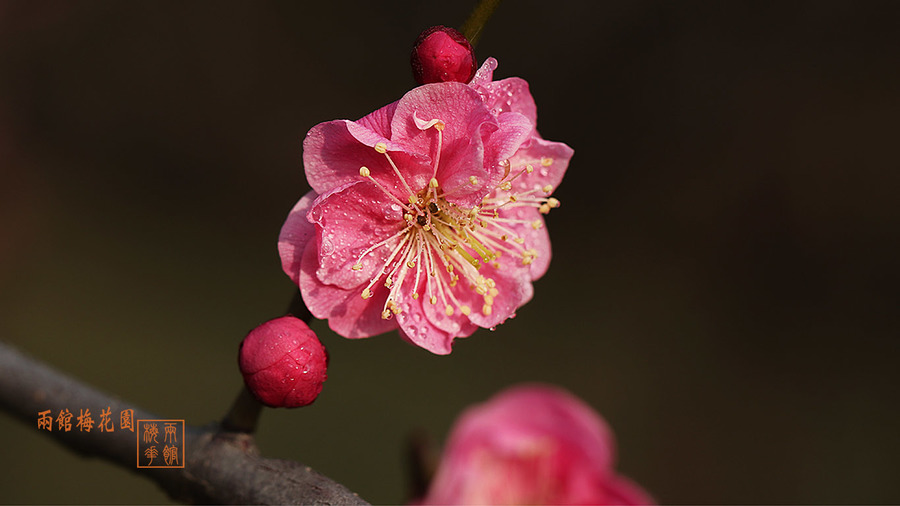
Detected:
[
  {"left": 352, "top": 263, "right": 363, "bottom": 271},
  {"left": 445, "top": 305, "right": 454, "bottom": 316},
  {"left": 541, "top": 157, "right": 553, "bottom": 167},
  {"left": 469, "top": 176, "right": 478, "bottom": 185},
  {"left": 362, "top": 288, "right": 372, "bottom": 299},
  {"left": 374, "top": 142, "right": 387, "bottom": 154},
  {"left": 542, "top": 185, "right": 553, "bottom": 193},
  {"left": 429, "top": 178, "right": 439, "bottom": 188},
  {"left": 460, "top": 305, "right": 471, "bottom": 315},
  {"left": 359, "top": 166, "right": 371, "bottom": 177}
]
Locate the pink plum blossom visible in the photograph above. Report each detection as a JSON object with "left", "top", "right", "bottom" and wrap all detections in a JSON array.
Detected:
[
  {"left": 279, "top": 59, "right": 573, "bottom": 354},
  {"left": 420, "top": 384, "right": 654, "bottom": 505}
]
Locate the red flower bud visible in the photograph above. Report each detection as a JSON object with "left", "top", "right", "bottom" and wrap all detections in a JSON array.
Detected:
[
  {"left": 411, "top": 25, "right": 476, "bottom": 85},
  {"left": 238, "top": 316, "right": 327, "bottom": 408}
]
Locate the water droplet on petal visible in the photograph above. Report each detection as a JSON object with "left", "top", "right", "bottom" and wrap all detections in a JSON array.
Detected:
[
  {"left": 321, "top": 237, "right": 335, "bottom": 255},
  {"left": 412, "top": 313, "right": 422, "bottom": 323},
  {"left": 489, "top": 327, "right": 497, "bottom": 332}
]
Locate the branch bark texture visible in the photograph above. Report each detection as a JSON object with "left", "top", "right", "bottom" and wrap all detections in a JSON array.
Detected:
[{"left": 0, "top": 341, "right": 368, "bottom": 505}]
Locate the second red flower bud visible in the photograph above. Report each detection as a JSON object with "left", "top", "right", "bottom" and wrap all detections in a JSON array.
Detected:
[{"left": 238, "top": 316, "right": 328, "bottom": 408}]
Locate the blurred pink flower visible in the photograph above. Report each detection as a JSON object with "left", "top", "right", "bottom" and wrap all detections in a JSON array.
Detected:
[
  {"left": 279, "top": 60, "right": 572, "bottom": 354},
  {"left": 420, "top": 384, "right": 653, "bottom": 505}
]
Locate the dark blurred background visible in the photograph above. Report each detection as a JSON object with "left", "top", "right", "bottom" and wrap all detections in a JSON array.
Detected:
[{"left": 1, "top": 0, "right": 899, "bottom": 503}]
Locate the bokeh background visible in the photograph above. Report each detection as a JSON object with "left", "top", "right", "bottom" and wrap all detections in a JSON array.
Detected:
[{"left": 2, "top": 0, "right": 899, "bottom": 503}]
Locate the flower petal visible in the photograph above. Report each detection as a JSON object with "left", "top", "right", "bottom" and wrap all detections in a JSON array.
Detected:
[
  {"left": 479, "top": 77, "right": 538, "bottom": 127},
  {"left": 508, "top": 136, "right": 574, "bottom": 194},
  {"left": 355, "top": 100, "right": 397, "bottom": 137},
  {"left": 304, "top": 118, "right": 431, "bottom": 199},
  {"left": 421, "top": 284, "right": 481, "bottom": 339},
  {"left": 278, "top": 190, "right": 318, "bottom": 286},
  {"left": 394, "top": 294, "right": 475, "bottom": 355},
  {"left": 391, "top": 82, "right": 497, "bottom": 208},
  {"left": 469, "top": 57, "right": 498, "bottom": 87},
  {"left": 459, "top": 261, "right": 532, "bottom": 329},
  {"left": 484, "top": 111, "right": 534, "bottom": 188},
  {"left": 504, "top": 205, "right": 553, "bottom": 281},
  {"left": 308, "top": 180, "right": 404, "bottom": 289},
  {"left": 298, "top": 240, "right": 397, "bottom": 338}
]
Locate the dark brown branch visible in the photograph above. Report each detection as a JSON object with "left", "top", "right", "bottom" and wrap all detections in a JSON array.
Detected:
[{"left": 0, "top": 340, "right": 368, "bottom": 505}]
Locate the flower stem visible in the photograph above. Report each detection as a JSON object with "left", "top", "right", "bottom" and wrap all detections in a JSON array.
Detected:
[
  {"left": 460, "top": 0, "right": 502, "bottom": 47},
  {"left": 287, "top": 290, "right": 313, "bottom": 324},
  {"left": 221, "top": 385, "right": 263, "bottom": 433}
]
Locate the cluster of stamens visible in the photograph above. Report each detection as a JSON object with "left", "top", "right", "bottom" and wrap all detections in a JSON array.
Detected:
[{"left": 350, "top": 120, "right": 560, "bottom": 321}]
